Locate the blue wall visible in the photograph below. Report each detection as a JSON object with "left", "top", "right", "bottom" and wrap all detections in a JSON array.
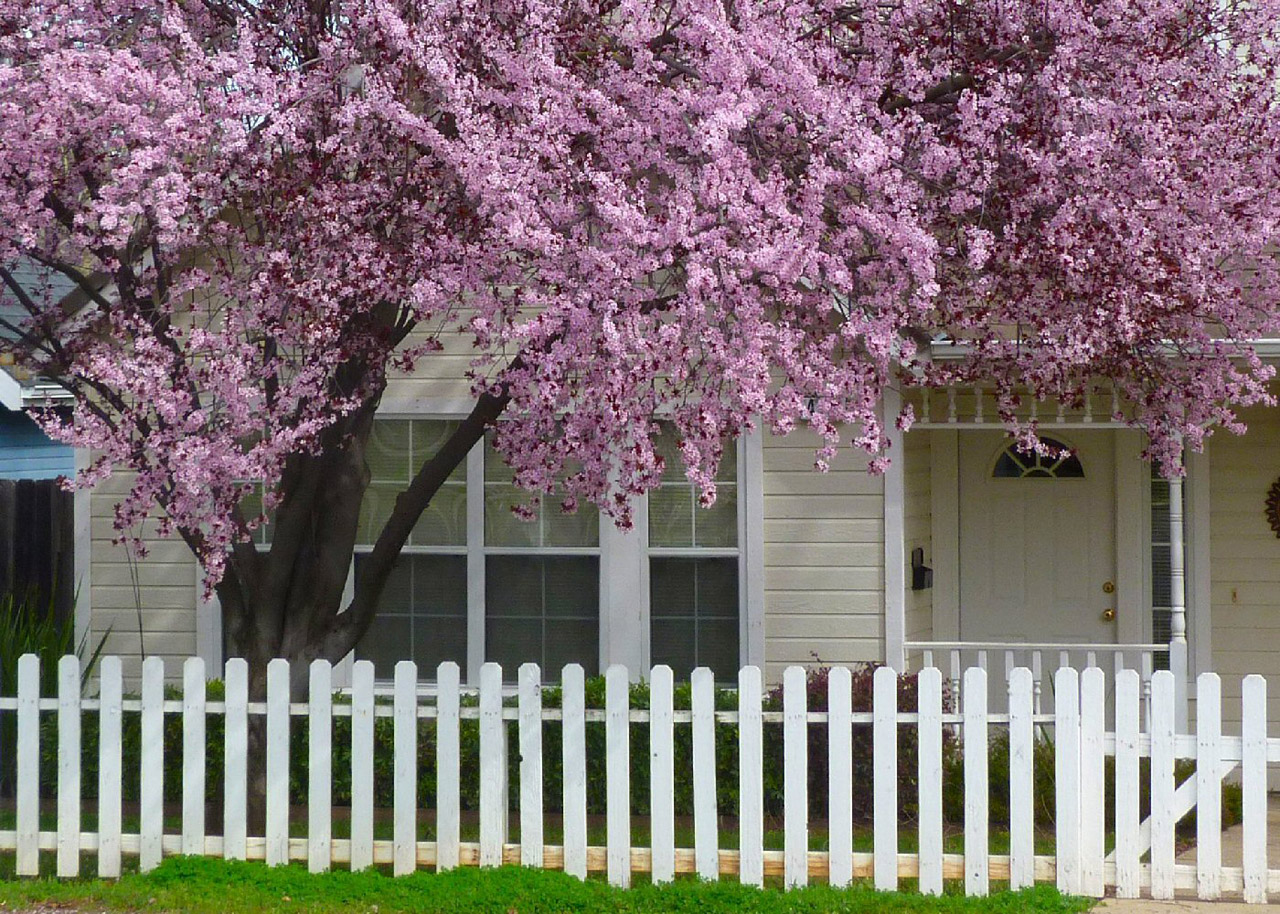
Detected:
[{"left": 0, "top": 408, "right": 74, "bottom": 480}]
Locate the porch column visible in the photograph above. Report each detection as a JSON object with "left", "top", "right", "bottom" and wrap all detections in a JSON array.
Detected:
[
  {"left": 883, "top": 387, "right": 906, "bottom": 672},
  {"left": 1168, "top": 455, "right": 1189, "bottom": 731}
]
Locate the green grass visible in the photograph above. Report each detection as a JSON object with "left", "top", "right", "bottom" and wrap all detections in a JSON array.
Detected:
[{"left": 0, "top": 856, "right": 1095, "bottom": 914}]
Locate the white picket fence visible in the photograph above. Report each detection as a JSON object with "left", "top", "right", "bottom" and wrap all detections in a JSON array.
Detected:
[{"left": 0, "top": 654, "right": 1275, "bottom": 902}]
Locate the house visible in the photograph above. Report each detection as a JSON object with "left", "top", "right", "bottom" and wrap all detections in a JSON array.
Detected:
[{"left": 56, "top": 328, "right": 1280, "bottom": 741}]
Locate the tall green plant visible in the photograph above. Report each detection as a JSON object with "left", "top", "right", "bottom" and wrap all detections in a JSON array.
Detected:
[{"left": 0, "top": 587, "right": 107, "bottom": 797}]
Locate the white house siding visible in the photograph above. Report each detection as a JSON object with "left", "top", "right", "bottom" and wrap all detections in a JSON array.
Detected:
[
  {"left": 381, "top": 328, "right": 484, "bottom": 408},
  {"left": 1208, "top": 396, "right": 1280, "bottom": 732},
  {"left": 762, "top": 428, "right": 884, "bottom": 682},
  {"left": 903, "top": 430, "right": 933, "bottom": 648},
  {"left": 89, "top": 473, "right": 198, "bottom": 684}
]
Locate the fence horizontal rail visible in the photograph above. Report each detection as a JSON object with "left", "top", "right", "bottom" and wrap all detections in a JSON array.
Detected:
[{"left": 0, "top": 655, "right": 1273, "bottom": 904}]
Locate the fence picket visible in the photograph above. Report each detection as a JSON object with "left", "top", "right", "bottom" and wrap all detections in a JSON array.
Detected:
[
  {"left": 1007, "top": 667, "right": 1034, "bottom": 890},
  {"left": 56, "top": 655, "right": 81, "bottom": 877},
  {"left": 873, "top": 666, "right": 898, "bottom": 891},
  {"left": 827, "top": 666, "right": 853, "bottom": 888},
  {"left": 394, "top": 661, "right": 418, "bottom": 876},
  {"left": 1113, "top": 669, "right": 1141, "bottom": 898},
  {"left": 783, "top": 666, "right": 808, "bottom": 888},
  {"left": 309, "top": 660, "right": 333, "bottom": 874},
  {"left": 223, "top": 658, "right": 249, "bottom": 862},
  {"left": 738, "top": 665, "right": 765, "bottom": 888},
  {"left": 435, "top": 661, "right": 461, "bottom": 873},
  {"left": 479, "top": 662, "right": 506, "bottom": 868},
  {"left": 350, "top": 660, "right": 376, "bottom": 872},
  {"left": 963, "top": 666, "right": 988, "bottom": 896},
  {"left": 1054, "top": 667, "right": 1080, "bottom": 895},
  {"left": 266, "top": 658, "right": 291, "bottom": 867},
  {"left": 182, "top": 657, "right": 206, "bottom": 858},
  {"left": 1080, "top": 667, "right": 1105, "bottom": 897},
  {"left": 518, "top": 663, "right": 543, "bottom": 868},
  {"left": 649, "top": 665, "right": 675, "bottom": 884},
  {"left": 97, "top": 656, "right": 123, "bottom": 878},
  {"left": 1242, "top": 674, "right": 1268, "bottom": 904},
  {"left": 15, "top": 654, "right": 39, "bottom": 876},
  {"left": 1149, "top": 670, "right": 1176, "bottom": 900},
  {"left": 605, "top": 665, "right": 631, "bottom": 888},
  {"left": 562, "top": 664, "right": 588, "bottom": 880},
  {"left": 917, "top": 666, "right": 943, "bottom": 896},
  {"left": 140, "top": 656, "right": 165, "bottom": 872},
  {"left": 691, "top": 667, "right": 718, "bottom": 881},
  {"left": 1196, "top": 673, "right": 1222, "bottom": 900}
]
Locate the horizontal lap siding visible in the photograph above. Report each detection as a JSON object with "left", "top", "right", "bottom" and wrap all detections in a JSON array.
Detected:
[
  {"left": 1208, "top": 397, "right": 1280, "bottom": 732},
  {"left": 91, "top": 474, "right": 197, "bottom": 684},
  {"left": 763, "top": 430, "right": 884, "bottom": 682},
  {"left": 904, "top": 431, "right": 932, "bottom": 644},
  {"left": 382, "top": 328, "right": 482, "bottom": 406}
]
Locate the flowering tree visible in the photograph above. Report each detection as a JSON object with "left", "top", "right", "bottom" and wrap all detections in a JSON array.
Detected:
[{"left": 2, "top": 0, "right": 1278, "bottom": 682}]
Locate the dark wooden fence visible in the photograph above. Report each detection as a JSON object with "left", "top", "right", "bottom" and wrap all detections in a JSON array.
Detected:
[{"left": 0, "top": 477, "right": 74, "bottom": 621}]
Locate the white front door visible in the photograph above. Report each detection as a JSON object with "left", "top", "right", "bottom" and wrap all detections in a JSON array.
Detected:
[{"left": 959, "top": 430, "right": 1118, "bottom": 645}]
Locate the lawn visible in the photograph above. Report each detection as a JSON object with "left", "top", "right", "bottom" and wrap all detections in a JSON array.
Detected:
[{"left": 0, "top": 857, "right": 1095, "bottom": 914}]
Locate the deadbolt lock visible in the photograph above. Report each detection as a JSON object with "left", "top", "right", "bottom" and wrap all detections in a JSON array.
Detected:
[
  {"left": 1102, "top": 581, "right": 1116, "bottom": 594},
  {"left": 1102, "top": 608, "right": 1117, "bottom": 622}
]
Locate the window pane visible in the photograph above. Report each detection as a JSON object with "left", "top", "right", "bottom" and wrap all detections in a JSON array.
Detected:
[
  {"left": 648, "top": 485, "right": 694, "bottom": 547},
  {"left": 411, "top": 483, "right": 468, "bottom": 547},
  {"left": 543, "top": 557, "right": 599, "bottom": 618},
  {"left": 367, "top": 420, "right": 411, "bottom": 481},
  {"left": 486, "top": 618, "right": 543, "bottom": 673},
  {"left": 543, "top": 504, "right": 600, "bottom": 547},
  {"left": 379, "top": 557, "right": 414, "bottom": 615},
  {"left": 695, "top": 556, "right": 739, "bottom": 615},
  {"left": 357, "top": 482, "right": 402, "bottom": 546},
  {"left": 698, "top": 618, "right": 741, "bottom": 681},
  {"left": 650, "top": 558, "right": 696, "bottom": 618},
  {"left": 485, "top": 484, "right": 540, "bottom": 546},
  {"left": 486, "top": 555, "right": 543, "bottom": 618},
  {"left": 695, "top": 484, "right": 737, "bottom": 547},
  {"left": 358, "top": 616, "right": 412, "bottom": 680},
  {"left": 354, "top": 554, "right": 468, "bottom": 678},
  {"left": 651, "top": 619, "right": 697, "bottom": 679},
  {"left": 486, "top": 555, "right": 599, "bottom": 677},
  {"left": 649, "top": 557, "right": 739, "bottom": 680},
  {"left": 413, "top": 554, "right": 469, "bottom": 616},
  {"left": 544, "top": 619, "right": 599, "bottom": 676}
]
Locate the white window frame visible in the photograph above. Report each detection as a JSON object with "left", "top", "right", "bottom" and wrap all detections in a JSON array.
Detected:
[{"left": 200, "top": 404, "right": 765, "bottom": 685}]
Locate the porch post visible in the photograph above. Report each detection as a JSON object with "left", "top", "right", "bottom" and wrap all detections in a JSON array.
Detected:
[
  {"left": 883, "top": 387, "right": 906, "bottom": 672},
  {"left": 1168, "top": 453, "right": 1189, "bottom": 731}
]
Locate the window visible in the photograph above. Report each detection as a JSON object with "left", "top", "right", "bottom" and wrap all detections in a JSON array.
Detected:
[
  {"left": 354, "top": 420, "right": 468, "bottom": 679},
  {"left": 483, "top": 434, "right": 600, "bottom": 676},
  {"left": 648, "top": 432, "right": 741, "bottom": 681},
  {"left": 330, "top": 415, "right": 757, "bottom": 683},
  {"left": 992, "top": 437, "right": 1084, "bottom": 478}
]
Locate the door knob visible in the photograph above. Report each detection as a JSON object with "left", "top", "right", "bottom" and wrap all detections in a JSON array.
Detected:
[{"left": 1102, "top": 608, "right": 1116, "bottom": 622}]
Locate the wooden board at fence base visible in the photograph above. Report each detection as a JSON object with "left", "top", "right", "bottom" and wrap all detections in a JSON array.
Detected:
[{"left": 0, "top": 830, "right": 1057, "bottom": 883}]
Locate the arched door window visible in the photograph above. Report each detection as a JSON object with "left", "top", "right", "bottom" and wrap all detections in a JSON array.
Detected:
[{"left": 991, "top": 437, "right": 1084, "bottom": 478}]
